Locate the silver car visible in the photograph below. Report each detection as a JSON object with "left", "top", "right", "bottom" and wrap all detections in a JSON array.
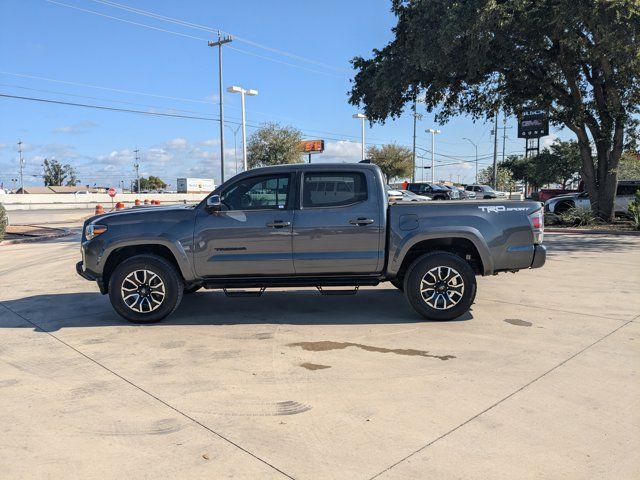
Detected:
[{"left": 544, "top": 181, "right": 640, "bottom": 215}]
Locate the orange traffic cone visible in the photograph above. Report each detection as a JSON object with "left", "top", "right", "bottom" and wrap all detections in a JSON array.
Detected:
[
  {"left": 134, "top": 199, "right": 141, "bottom": 206},
  {"left": 95, "top": 204, "right": 104, "bottom": 215},
  {"left": 143, "top": 199, "right": 150, "bottom": 205},
  {"left": 116, "top": 202, "right": 125, "bottom": 210}
]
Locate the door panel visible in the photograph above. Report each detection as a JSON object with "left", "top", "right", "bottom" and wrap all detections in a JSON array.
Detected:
[
  {"left": 193, "top": 174, "right": 294, "bottom": 277},
  {"left": 292, "top": 171, "right": 382, "bottom": 274}
]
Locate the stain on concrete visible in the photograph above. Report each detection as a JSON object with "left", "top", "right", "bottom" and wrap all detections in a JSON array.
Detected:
[
  {"left": 83, "top": 338, "right": 106, "bottom": 345},
  {"left": 161, "top": 340, "right": 186, "bottom": 349},
  {"left": 300, "top": 362, "right": 331, "bottom": 371},
  {"left": 275, "top": 401, "right": 312, "bottom": 415},
  {"left": 288, "top": 341, "right": 455, "bottom": 361},
  {"left": 504, "top": 318, "right": 532, "bottom": 327}
]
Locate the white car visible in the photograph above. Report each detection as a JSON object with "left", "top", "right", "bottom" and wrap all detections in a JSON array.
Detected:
[
  {"left": 544, "top": 181, "right": 639, "bottom": 215},
  {"left": 388, "top": 189, "right": 432, "bottom": 202}
]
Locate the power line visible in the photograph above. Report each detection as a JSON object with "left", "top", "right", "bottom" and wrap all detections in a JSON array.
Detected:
[
  {"left": 46, "top": 0, "right": 348, "bottom": 77},
  {"left": 87, "top": 0, "right": 350, "bottom": 73}
]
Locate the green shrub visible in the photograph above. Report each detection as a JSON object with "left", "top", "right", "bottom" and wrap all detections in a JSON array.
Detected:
[
  {"left": 544, "top": 212, "right": 562, "bottom": 225},
  {"left": 0, "top": 203, "right": 6, "bottom": 241},
  {"left": 628, "top": 189, "right": 640, "bottom": 231},
  {"left": 560, "top": 206, "right": 601, "bottom": 227}
]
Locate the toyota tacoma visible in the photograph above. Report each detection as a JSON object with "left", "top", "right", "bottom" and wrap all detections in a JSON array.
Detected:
[{"left": 77, "top": 163, "right": 546, "bottom": 323}]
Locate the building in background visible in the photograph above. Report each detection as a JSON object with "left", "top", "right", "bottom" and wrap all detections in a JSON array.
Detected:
[{"left": 176, "top": 178, "right": 215, "bottom": 194}]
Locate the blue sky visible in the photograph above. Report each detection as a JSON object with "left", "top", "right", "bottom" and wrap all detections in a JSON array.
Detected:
[{"left": 0, "top": 0, "right": 566, "bottom": 189}]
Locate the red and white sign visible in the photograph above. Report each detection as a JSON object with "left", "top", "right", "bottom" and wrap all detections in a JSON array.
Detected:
[{"left": 108, "top": 187, "right": 116, "bottom": 198}]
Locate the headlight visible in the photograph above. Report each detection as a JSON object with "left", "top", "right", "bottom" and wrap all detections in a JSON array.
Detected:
[{"left": 85, "top": 224, "right": 107, "bottom": 241}]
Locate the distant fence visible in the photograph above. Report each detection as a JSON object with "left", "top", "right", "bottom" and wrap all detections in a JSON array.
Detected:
[{"left": 0, "top": 193, "right": 208, "bottom": 210}]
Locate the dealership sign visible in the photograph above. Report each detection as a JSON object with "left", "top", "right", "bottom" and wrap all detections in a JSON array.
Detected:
[
  {"left": 518, "top": 109, "right": 549, "bottom": 138},
  {"left": 300, "top": 139, "right": 325, "bottom": 153}
]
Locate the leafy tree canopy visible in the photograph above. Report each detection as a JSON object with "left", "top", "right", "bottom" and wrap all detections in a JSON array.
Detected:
[
  {"left": 367, "top": 143, "right": 413, "bottom": 182},
  {"left": 477, "top": 165, "right": 516, "bottom": 191},
  {"left": 247, "top": 123, "right": 304, "bottom": 168},
  {"left": 618, "top": 151, "right": 640, "bottom": 180},
  {"left": 43, "top": 158, "right": 78, "bottom": 186},
  {"left": 350, "top": 0, "right": 640, "bottom": 220},
  {"left": 502, "top": 139, "right": 582, "bottom": 189},
  {"left": 136, "top": 175, "right": 167, "bottom": 192}
]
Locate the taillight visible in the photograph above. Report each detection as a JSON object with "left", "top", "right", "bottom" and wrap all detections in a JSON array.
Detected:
[{"left": 528, "top": 209, "right": 544, "bottom": 244}]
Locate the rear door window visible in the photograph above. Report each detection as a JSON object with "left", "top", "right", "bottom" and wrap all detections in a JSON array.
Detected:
[{"left": 303, "top": 172, "right": 367, "bottom": 208}]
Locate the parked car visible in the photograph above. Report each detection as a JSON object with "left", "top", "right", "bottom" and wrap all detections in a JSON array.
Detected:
[
  {"left": 395, "top": 190, "right": 432, "bottom": 202},
  {"left": 386, "top": 189, "right": 405, "bottom": 202},
  {"left": 465, "top": 184, "right": 499, "bottom": 199},
  {"left": 406, "top": 182, "right": 452, "bottom": 200},
  {"left": 448, "top": 185, "right": 472, "bottom": 199},
  {"left": 441, "top": 185, "right": 460, "bottom": 199},
  {"left": 544, "top": 180, "right": 640, "bottom": 215},
  {"left": 78, "top": 163, "right": 546, "bottom": 324}
]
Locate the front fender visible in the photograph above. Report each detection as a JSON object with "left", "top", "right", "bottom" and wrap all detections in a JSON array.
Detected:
[
  {"left": 97, "top": 236, "right": 196, "bottom": 282},
  {"left": 387, "top": 226, "right": 494, "bottom": 277}
]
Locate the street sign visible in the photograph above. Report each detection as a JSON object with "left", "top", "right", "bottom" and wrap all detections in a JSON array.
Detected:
[
  {"left": 518, "top": 109, "right": 549, "bottom": 138},
  {"left": 108, "top": 187, "right": 116, "bottom": 198},
  {"left": 300, "top": 140, "right": 325, "bottom": 153}
]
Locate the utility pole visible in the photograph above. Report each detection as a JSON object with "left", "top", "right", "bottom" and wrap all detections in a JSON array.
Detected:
[
  {"left": 427, "top": 129, "right": 441, "bottom": 183},
  {"left": 134, "top": 149, "right": 140, "bottom": 193},
  {"left": 17, "top": 141, "right": 24, "bottom": 193},
  {"left": 492, "top": 112, "right": 499, "bottom": 189},
  {"left": 462, "top": 137, "right": 478, "bottom": 184},
  {"left": 502, "top": 114, "right": 508, "bottom": 163},
  {"left": 411, "top": 97, "right": 422, "bottom": 183},
  {"left": 208, "top": 31, "right": 233, "bottom": 185}
]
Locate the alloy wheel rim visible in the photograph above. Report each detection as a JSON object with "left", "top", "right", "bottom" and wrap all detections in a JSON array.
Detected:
[
  {"left": 121, "top": 269, "right": 166, "bottom": 313},
  {"left": 420, "top": 266, "right": 464, "bottom": 310}
]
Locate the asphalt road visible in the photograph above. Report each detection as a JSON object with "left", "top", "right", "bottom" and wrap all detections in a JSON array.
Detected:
[{"left": 0, "top": 230, "right": 638, "bottom": 479}]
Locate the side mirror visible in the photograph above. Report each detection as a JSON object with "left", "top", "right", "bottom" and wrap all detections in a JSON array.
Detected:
[{"left": 206, "top": 194, "right": 222, "bottom": 212}]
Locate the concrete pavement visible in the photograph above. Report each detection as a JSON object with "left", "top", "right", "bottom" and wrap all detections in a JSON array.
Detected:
[{"left": 0, "top": 230, "right": 638, "bottom": 479}]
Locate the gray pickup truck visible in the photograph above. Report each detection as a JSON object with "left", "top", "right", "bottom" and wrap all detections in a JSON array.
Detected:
[{"left": 77, "top": 163, "right": 546, "bottom": 323}]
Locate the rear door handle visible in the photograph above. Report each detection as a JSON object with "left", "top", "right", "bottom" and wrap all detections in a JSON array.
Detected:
[
  {"left": 349, "top": 217, "right": 374, "bottom": 226},
  {"left": 266, "top": 220, "right": 291, "bottom": 228}
]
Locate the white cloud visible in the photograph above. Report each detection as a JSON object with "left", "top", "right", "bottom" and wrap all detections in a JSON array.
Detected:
[
  {"left": 166, "top": 137, "right": 188, "bottom": 149},
  {"left": 540, "top": 133, "right": 559, "bottom": 149},
  {"left": 320, "top": 140, "right": 362, "bottom": 163},
  {"left": 53, "top": 121, "right": 97, "bottom": 135}
]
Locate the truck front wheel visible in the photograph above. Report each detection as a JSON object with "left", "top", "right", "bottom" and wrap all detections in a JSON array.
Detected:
[
  {"left": 404, "top": 252, "right": 476, "bottom": 321},
  {"left": 108, "top": 254, "right": 183, "bottom": 323}
]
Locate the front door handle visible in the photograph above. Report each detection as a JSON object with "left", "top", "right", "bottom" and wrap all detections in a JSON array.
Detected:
[
  {"left": 349, "top": 217, "right": 374, "bottom": 226},
  {"left": 266, "top": 220, "right": 291, "bottom": 228}
]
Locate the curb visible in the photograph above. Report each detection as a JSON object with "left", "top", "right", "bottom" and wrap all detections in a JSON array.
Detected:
[
  {"left": 546, "top": 228, "right": 640, "bottom": 236},
  {"left": 0, "top": 226, "right": 74, "bottom": 246}
]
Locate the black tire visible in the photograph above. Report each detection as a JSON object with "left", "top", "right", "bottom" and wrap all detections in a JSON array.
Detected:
[
  {"left": 403, "top": 251, "right": 476, "bottom": 321},
  {"left": 183, "top": 284, "right": 202, "bottom": 295},
  {"left": 389, "top": 278, "right": 404, "bottom": 291},
  {"left": 108, "top": 254, "right": 183, "bottom": 323},
  {"left": 554, "top": 201, "right": 573, "bottom": 215}
]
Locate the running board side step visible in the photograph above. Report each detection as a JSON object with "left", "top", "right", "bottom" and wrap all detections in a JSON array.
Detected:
[
  {"left": 223, "top": 287, "right": 266, "bottom": 297},
  {"left": 316, "top": 286, "right": 359, "bottom": 296}
]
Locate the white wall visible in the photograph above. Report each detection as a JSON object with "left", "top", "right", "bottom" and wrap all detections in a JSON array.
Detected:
[{"left": 0, "top": 193, "right": 207, "bottom": 210}]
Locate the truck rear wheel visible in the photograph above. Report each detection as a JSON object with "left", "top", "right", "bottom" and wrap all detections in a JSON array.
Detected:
[
  {"left": 108, "top": 254, "right": 183, "bottom": 323},
  {"left": 404, "top": 252, "right": 476, "bottom": 321}
]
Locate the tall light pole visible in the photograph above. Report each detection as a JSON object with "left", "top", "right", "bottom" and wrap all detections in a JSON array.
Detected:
[
  {"left": 411, "top": 100, "right": 423, "bottom": 183},
  {"left": 133, "top": 149, "right": 140, "bottom": 193},
  {"left": 227, "top": 86, "right": 258, "bottom": 172},
  {"left": 427, "top": 129, "right": 441, "bottom": 183},
  {"left": 463, "top": 137, "right": 478, "bottom": 183},
  {"left": 208, "top": 31, "right": 233, "bottom": 184},
  {"left": 352, "top": 113, "right": 367, "bottom": 161},
  {"left": 225, "top": 124, "right": 242, "bottom": 174},
  {"left": 491, "top": 112, "right": 499, "bottom": 190},
  {"left": 17, "top": 140, "right": 24, "bottom": 193}
]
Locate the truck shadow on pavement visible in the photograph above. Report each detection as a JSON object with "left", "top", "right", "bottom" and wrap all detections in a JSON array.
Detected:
[{"left": 1, "top": 289, "right": 473, "bottom": 332}]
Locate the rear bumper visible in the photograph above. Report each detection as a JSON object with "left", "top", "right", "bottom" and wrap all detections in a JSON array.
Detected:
[{"left": 530, "top": 244, "right": 547, "bottom": 269}]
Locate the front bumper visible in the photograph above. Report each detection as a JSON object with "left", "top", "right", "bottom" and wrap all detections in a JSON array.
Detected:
[
  {"left": 76, "top": 261, "right": 97, "bottom": 281},
  {"left": 530, "top": 244, "right": 547, "bottom": 269}
]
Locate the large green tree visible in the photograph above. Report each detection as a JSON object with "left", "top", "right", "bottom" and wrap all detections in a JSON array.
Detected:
[
  {"left": 367, "top": 143, "right": 413, "bottom": 182},
  {"left": 350, "top": 0, "right": 640, "bottom": 220},
  {"left": 502, "top": 139, "right": 582, "bottom": 190},
  {"left": 43, "top": 158, "right": 78, "bottom": 186},
  {"left": 618, "top": 151, "right": 640, "bottom": 180},
  {"left": 478, "top": 165, "right": 516, "bottom": 191},
  {"left": 247, "top": 123, "right": 304, "bottom": 168},
  {"left": 135, "top": 176, "right": 167, "bottom": 192}
]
